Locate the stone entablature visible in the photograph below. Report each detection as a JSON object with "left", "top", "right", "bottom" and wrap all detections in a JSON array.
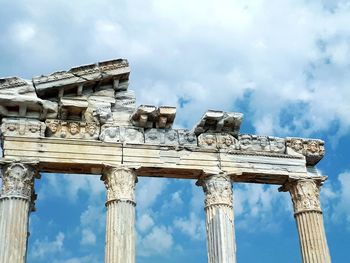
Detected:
[{"left": 0, "top": 58, "right": 331, "bottom": 263}]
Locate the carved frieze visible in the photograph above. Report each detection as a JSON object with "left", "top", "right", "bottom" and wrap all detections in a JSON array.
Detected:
[
  {"left": 198, "top": 174, "right": 233, "bottom": 208},
  {"left": 198, "top": 133, "right": 218, "bottom": 149},
  {"left": 101, "top": 166, "right": 137, "bottom": 204},
  {"left": 45, "top": 120, "right": 99, "bottom": 140},
  {"left": 1, "top": 118, "right": 46, "bottom": 137},
  {"left": 286, "top": 138, "right": 325, "bottom": 165},
  {"left": 99, "top": 124, "right": 144, "bottom": 144},
  {"left": 178, "top": 129, "right": 197, "bottom": 146},
  {"left": 198, "top": 133, "right": 239, "bottom": 149},
  {"left": 145, "top": 129, "right": 179, "bottom": 145},
  {"left": 237, "top": 134, "right": 286, "bottom": 154},
  {"left": 282, "top": 179, "right": 322, "bottom": 214},
  {"left": 0, "top": 163, "right": 37, "bottom": 200}
]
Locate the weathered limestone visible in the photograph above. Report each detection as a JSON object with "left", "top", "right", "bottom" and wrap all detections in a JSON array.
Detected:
[
  {"left": 0, "top": 162, "right": 39, "bottom": 263},
  {"left": 101, "top": 166, "right": 137, "bottom": 263},
  {"left": 193, "top": 110, "right": 243, "bottom": 136},
  {"left": 197, "top": 174, "right": 236, "bottom": 263},
  {"left": 0, "top": 58, "right": 333, "bottom": 262},
  {"left": 280, "top": 179, "right": 331, "bottom": 263}
]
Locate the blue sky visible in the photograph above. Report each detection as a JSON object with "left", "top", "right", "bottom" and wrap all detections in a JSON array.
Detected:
[{"left": 1, "top": 0, "right": 350, "bottom": 262}]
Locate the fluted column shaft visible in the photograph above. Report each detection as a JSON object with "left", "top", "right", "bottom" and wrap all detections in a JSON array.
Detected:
[
  {"left": 283, "top": 179, "right": 331, "bottom": 263},
  {"left": 198, "top": 174, "right": 236, "bottom": 263},
  {"left": 102, "top": 166, "right": 137, "bottom": 263},
  {"left": 0, "top": 163, "right": 38, "bottom": 263}
]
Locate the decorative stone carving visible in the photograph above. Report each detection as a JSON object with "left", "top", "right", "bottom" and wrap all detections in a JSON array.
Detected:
[
  {"left": 237, "top": 134, "right": 286, "bottom": 154},
  {"left": 281, "top": 179, "right": 322, "bottom": 214},
  {"left": 198, "top": 174, "right": 233, "bottom": 208},
  {"left": 269, "top": 136, "right": 286, "bottom": 153},
  {"left": 217, "top": 133, "right": 239, "bottom": 149},
  {"left": 193, "top": 110, "right": 243, "bottom": 136},
  {"left": 145, "top": 128, "right": 162, "bottom": 144},
  {"left": 0, "top": 163, "right": 37, "bottom": 200},
  {"left": 101, "top": 166, "right": 137, "bottom": 204},
  {"left": 286, "top": 138, "right": 325, "bottom": 165},
  {"left": 45, "top": 120, "right": 99, "bottom": 140},
  {"left": 99, "top": 125, "right": 119, "bottom": 142},
  {"left": 198, "top": 133, "right": 218, "bottom": 149},
  {"left": 99, "top": 125, "right": 144, "bottom": 144},
  {"left": 94, "top": 104, "right": 112, "bottom": 125},
  {"left": 1, "top": 118, "right": 46, "bottom": 137},
  {"left": 156, "top": 106, "right": 176, "bottom": 129},
  {"left": 131, "top": 105, "right": 176, "bottom": 129},
  {"left": 178, "top": 129, "right": 197, "bottom": 146},
  {"left": 145, "top": 129, "right": 179, "bottom": 145}
]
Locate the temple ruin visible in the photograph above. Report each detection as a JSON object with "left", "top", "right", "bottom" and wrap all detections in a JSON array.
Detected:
[{"left": 0, "top": 59, "right": 331, "bottom": 263}]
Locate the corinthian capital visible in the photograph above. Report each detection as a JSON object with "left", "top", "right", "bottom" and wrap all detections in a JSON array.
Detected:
[
  {"left": 0, "top": 163, "right": 37, "bottom": 200},
  {"left": 101, "top": 166, "right": 137, "bottom": 204},
  {"left": 282, "top": 179, "right": 322, "bottom": 214},
  {"left": 198, "top": 174, "right": 233, "bottom": 208}
]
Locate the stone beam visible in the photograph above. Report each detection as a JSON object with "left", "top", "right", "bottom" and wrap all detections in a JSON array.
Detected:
[{"left": 2, "top": 136, "right": 308, "bottom": 184}]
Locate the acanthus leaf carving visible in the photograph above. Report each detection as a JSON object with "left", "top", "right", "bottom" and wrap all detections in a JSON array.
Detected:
[
  {"left": 198, "top": 174, "right": 233, "bottom": 208},
  {"left": 0, "top": 163, "right": 37, "bottom": 200},
  {"left": 102, "top": 166, "right": 137, "bottom": 204},
  {"left": 283, "top": 179, "right": 322, "bottom": 214}
]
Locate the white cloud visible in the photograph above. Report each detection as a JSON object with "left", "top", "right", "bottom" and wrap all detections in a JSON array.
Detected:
[
  {"left": 80, "top": 229, "right": 96, "bottom": 246},
  {"left": 137, "top": 213, "right": 155, "bottom": 233},
  {"left": 1, "top": 0, "right": 350, "bottom": 139},
  {"left": 136, "top": 178, "right": 168, "bottom": 212},
  {"left": 329, "top": 172, "right": 350, "bottom": 227},
  {"left": 234, "top": 184, "right": 292, "bottom": 232},
  {"left": 38, "top": 174, "right": 104, "bottom": 203},
  {"left": 138, "top": 226, "right": 174, "bottom": 257},
  {"left": 173, "top": 212, "right": 205, "bottom": 240},
  {"left": 30, "top": 232, "right": 65, "bottom": 259},
  {"left": 52, "top": 255, "right": 99, "bottom": 263}
]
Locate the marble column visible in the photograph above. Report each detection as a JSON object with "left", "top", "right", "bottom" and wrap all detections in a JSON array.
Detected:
[
  {"left": 0, "top": 163, "right": 38, "bottom": 263},
  {"left": 282, "top": 179, "right": 331, "bottom": 263},
  {"left": 197, "top": 174, "right": 236, "bottom": 263},
  {"left": 101, "top": 166, "right": 137, "bottom": 263}
]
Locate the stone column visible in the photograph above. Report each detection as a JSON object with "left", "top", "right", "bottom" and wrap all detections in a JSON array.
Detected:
[
  {"left": 0, "top": 163, "right": 38, "bottom": 263},
  {"left": 101, "top": 166, "right": 137, "bottom": 263},
  {"left": 281, "top": 179, "right": 331, "bottom": 263},
  {"left": 197, "top": 174, "right": 236, "bottom": 263}
]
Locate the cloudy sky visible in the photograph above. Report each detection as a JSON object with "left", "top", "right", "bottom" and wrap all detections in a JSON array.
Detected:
[{"left": 1, "top": 0, "right": 350, "bottom": 262}]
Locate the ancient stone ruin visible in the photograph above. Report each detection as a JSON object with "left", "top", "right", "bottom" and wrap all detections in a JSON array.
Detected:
[{"left": 0, "top": 59, "right": 331, "bottom": 263}]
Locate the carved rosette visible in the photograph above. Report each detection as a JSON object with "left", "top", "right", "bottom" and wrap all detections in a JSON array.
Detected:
[
  {"left": 0, "top": 163, "right": 37, "bottom": 200},
  {"left": 284, "top": 179, "right": 322, "bottom": 214},
  {"left": 102, "top": 166, "right": 137, "bottom": 205},
  {"left": 200, "top": 174, "right": 233, "bottom": 208}
]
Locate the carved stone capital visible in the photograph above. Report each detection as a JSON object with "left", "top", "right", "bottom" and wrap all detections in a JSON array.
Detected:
[
  {"left": 0, "top": 163, "right": 38, "bottom": 200},
  {"left": 281, "top": 179, "right": 322, "bottom": 214},
  {"left": 198, "top": 174, "right": 233, "bottom": 208},
  {"left": 101, "top": 166, "right": 137, "bottom": 204}
]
